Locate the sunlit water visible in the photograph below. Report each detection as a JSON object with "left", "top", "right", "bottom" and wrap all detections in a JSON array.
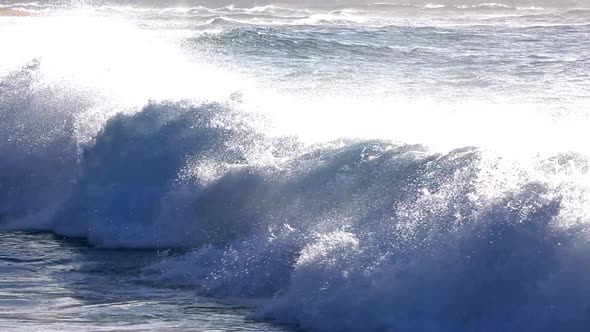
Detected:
[{"left": 1, "top": 0, "right": 590, "bottom": 331}]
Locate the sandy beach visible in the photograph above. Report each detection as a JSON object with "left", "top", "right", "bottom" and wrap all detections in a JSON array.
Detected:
[{"left": 0, "top": 8, "right": 32, "bottom": 16}]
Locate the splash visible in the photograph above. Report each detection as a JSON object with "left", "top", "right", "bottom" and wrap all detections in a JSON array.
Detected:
[{"left": 1, "top": 4, "right": 590, "bottom": 332}]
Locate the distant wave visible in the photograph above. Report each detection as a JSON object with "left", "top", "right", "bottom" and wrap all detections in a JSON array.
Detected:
[
  {"left": 372, "top": 2, "right": 546, "bottom": 11},
  {"left": 43, "top": 3, "right": 584, "bottom": 28},
  {"left": 3, "top": 1, "right": 583, "bottom": 22},
  {"left": 561, "top": 8, "right": 590, "bottom": 16}
]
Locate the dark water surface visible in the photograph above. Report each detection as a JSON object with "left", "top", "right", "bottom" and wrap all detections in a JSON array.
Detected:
[{"left": 0, "top": 232, "right": 295, "bottom": 331}]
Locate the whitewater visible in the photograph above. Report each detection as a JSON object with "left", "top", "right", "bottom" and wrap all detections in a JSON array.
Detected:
[{"left": 1, "top": 0, "right": 590, "bottom": 331}]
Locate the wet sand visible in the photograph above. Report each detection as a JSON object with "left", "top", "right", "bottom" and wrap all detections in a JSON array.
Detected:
[{"left": 0, "top": 8, "right": 33, "bottom": 16}]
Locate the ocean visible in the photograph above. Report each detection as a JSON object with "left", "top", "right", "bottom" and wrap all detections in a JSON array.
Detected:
[{"left": 1, "top": 0, "right": 589, "bottom": 331}]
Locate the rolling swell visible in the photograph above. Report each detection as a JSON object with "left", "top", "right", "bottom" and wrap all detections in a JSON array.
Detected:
[{"left": 1, "top": 60, "right": 590, "bottom": 332}]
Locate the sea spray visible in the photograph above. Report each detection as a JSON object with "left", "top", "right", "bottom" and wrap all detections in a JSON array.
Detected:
[{"left": 1, "top": 3, "right": 590, "bottom": 331}]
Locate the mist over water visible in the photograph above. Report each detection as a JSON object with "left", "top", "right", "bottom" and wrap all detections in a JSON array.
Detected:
[{"left": 1, "top": 0, "right": 590, "bottom": 331}]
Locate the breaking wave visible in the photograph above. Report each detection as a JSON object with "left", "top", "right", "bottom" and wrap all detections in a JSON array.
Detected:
[
  {"left": 2, "top": 58, "right": 590, "bottom": 331},
  {"left": 2, "top": 7, "right": 590, "bottom": 331}
]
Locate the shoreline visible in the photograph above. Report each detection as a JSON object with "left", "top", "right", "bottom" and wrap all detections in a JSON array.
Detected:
[{"left": 0, "top": 8, "right": 34, "bottom": 16}]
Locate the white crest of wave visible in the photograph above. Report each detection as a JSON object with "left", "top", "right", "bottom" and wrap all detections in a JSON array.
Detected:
[{"left": 0, "top": 10, "right": 243, "bottom": 103}]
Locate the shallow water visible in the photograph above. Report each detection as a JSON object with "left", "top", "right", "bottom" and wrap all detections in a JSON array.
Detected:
[{"left": 0, "top": 232, "right": 295, "bottom": 331}]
